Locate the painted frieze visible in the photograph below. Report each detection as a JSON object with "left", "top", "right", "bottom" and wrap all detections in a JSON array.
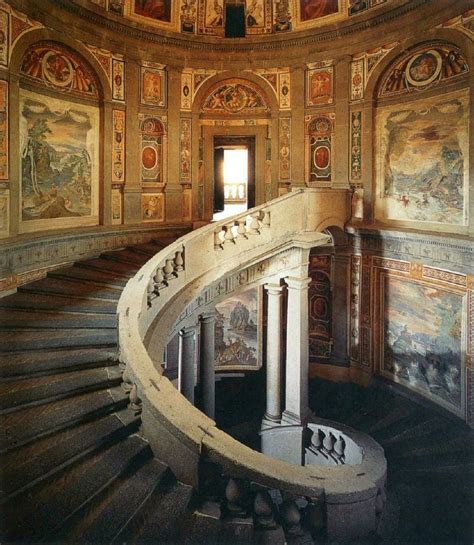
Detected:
[
  {"left": 350, "top": 58, "right": 364, "bottom": 101},
  {"left": 375, "top": 89, "right": 469, "bottom": 227},
  {"left": 0, "top": 80, "right": 7, "bottom": 181},
  {"left": 278, "top": 117, "right": 291, "bottom": 181},
  {"left": 180, "top": 118, "right": 191, "bottom": 183},
  {"left": 112, "top": 58, "right": 125, "bottom": 101},
  {"left": 111, "top": 186, "right": 122, "bottom": 224},
  {"left": 350, "top": 111, "right": 362, "bottom": 181},
  {"left": 112, "top": 109, "right": 125, "bottom": 183}
]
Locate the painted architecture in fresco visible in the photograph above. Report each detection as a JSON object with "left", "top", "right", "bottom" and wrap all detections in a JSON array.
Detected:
[
  {"left": 382, "top": 276, "right": 463, "bottom": 412},
  {"left": 376, "top": 89, "right": 469, "bottom": 226},
  {"left": 215, "top": 288, "right": 261, "bottom": 370},
  {"left": 20, "top": 89, "right": 99, "bottom": 229}
]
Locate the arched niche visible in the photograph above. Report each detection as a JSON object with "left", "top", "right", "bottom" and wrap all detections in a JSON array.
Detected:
[
  {"left": 191, "top": 73, "right": 279, "bottom": 221},
  {"left": 7, "top": 30, "right": 110, "bottom": 236}
]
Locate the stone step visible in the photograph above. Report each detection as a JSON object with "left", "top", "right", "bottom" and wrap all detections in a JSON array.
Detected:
[
  {"left": 0, "top": 308, "right": 117, "bottom": 330},
  {"left": 100, "top": 248, "right": 152, "bottom": 266},
  {"left": 0, "top": 291, "right": 116, "bottom": 314},
  {"left": 48, "top": 266, "right": 128, "bottom": 288},
  {"left": 75, "top": 257, "right": 139, "bottom": 278},
  {"left": 1, "top": 408, "right": 140, "bottom": 499},
  {"left": 130, "top": 481, "right": 193, "bottom": 544},
  {"left": 181, "top": 501, "right": 222, "bottom": 545},
  {"left": 19, "top": 277, "right": 122, "bottom": 300},
  {"left": 0, "top": 347, "right": 116, "bottom": 379},
  {"left": 0, "top": 365, "right": 122, "bottom": 413},
  {"left": 371, "top": 411, "right": 429, "bottom": 443},
  {"left": 73, "top": 458, "right": 172, "bottom": 545},
  {"left": 126, "top": 242, "right": 165, "bottom": 257},
  {"left": 0, "top": 328, "right": 117, "bottom": 352},
  {"left": 0, "top": 386, "right": 128, "bottom": 453},
  {"left": 3, "top": 434, "right": 152, "bottom": 543}
]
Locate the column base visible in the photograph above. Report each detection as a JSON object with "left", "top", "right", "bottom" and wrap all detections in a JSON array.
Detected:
[
  {"left": 281, "top": 408, "right": 313, "bottom": 426},
  {"left": 261, "top": 414, "right": 282, "bottom": 431}
]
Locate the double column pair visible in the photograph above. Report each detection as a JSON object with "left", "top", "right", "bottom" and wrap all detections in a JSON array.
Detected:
[
  {"left": 263, "top": 276, "right": 312, "bottom": 428},
  {"left": 178, "top": 312, "right": 216, "bottom": 419}
]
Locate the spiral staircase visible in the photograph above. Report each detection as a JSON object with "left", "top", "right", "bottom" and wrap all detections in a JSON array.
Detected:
[{"left": 0, "top": 232, "right": 472, "bottom": 544}]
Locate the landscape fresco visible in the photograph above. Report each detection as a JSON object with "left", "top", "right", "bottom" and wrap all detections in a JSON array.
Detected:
[
  {"left": 376, "top": 90, "right": 469, "bottom": 226},
  {"left": 382, "top": 276, "right": 463, "bottom": 411},
  {"left": 20, "top": 90, "right": 99, "bottom": 228},
  {"left": 215, "top": 288, "right": 261, "bottom": 370}
]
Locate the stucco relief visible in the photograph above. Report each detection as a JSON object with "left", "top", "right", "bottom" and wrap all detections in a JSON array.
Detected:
[{"left": 375, "top": 89, "right": 469, "bottom": 228}]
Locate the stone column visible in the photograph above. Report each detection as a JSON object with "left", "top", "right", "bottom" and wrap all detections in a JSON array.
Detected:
[
  {"left": 262, "top": 283, "right": 284, "bottom": 428},
  {"left": 281, "top": 276, "right": 312, "bottom": 426},
  {"left": 179, "top": 326, "right": 196, "bottom": 404},
  {"left": 200, "top": 312, "right": 216, "bottom": 419}
]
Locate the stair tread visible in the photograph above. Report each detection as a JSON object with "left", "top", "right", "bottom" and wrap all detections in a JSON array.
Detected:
[
  {"left": 0, "top": 291, "right": 116, "bottom": 314},
  {"left": 133, "top": 482, "right": 193, "bottom": 543},
  {"left": 75, "top": 258, "right": 139, "bottom": 277},
  {"left": 126, "top": 242, "right": 164, "bottom": 257},
  {"left": 79, "top": 458, "right": 170, "bottom": 544},
  {"left": 101, "top": 249, "right": 151, "bottom": 266},
  {"left": 48, "top": 266, "right": 128, "bottom": 287},
  {"left": 19, "top": 277, "right": 122, "bottom": 300},
  {"left": 0, "top": 328, "right": 117, "bottom": 352},
  {"left": 0, "top": 307, "right": 117, "bottom": 329},
  {"left": 0, "top": 348, "right": 116, "bottom": 378},
  {"left": 0, "top": 386, "right": 128, "bottom": 452},
  {"left": 0, "top": 365, "right": 122, "bottom": 412},
  {"left": 4, "top": 435, "right": 151, "bottom": 541},
  {"left": 1, "top": 408, "right": 139, "bottom": 498}
]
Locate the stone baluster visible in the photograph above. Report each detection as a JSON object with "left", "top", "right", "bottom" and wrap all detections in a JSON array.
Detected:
[
  {"left": 163, "top": 258, "right": 176, "bottom": 281},
  {"left": 236, "top": 219, "right": 247, "bottom": 239},
  {"left": 246, "top": 212, "right": 261, "bottom": 235},
  {"left": 174, "top": 248, "right": 184, "bottom": 272},
  {"left": 224, "top": 478, "right": 248, "bottom": 518},
  {"left": 223, "top": 224, "right": 236, "bottom": 244}
]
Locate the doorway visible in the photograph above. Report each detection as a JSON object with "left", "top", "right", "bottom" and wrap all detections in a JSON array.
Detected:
[{"left": 213, "top": 136, "right": 255, "bottom": 221}]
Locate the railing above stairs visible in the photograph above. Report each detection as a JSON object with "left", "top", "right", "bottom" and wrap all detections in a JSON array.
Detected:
[{"left": 117, "top": 189, "right": 387, "bottom": 542}]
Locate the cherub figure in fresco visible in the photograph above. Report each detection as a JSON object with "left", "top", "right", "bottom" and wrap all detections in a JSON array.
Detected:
[{"left": 208, "top": 89, "right": 225, "bottom": 110}]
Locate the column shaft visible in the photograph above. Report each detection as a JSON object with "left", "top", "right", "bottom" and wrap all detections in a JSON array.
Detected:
[
  {"left": 263, "top": 284, "right": 284, "bottom": 426},
  {"left": 282, "top": 276, "right": 312, "bottom": 425},
  {"left": 200, "top": 313, "right": 216, "bottom": 419},
  {"left": 179, "top": 326, "right": 196, "bottom": 404}
]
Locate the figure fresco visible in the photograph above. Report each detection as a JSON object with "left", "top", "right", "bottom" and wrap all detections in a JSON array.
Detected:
[
  {"left": 203, "top": 81, "right": 267, "bottom": 113},
  {"left": 133, "top": 0, "right": 171, "bottom": 22},
  {"left": 307, "top": 67, "right": 333, "bottom": 106},
  {"left": 20, "top": 89, "right": 99, "bottom": 226},
  {"left": 300, "top": 0, "right": 339, "bottom": 22},
  {"left": 141, "top": 193, "right": 164, "bottom": 221},
  {"left": 215, "top": 288, "right": 261, "bottom": 370},
  {"left": 376, "top": 90, "right": 469, "bottom": 226},
  {"left": 141, "top": 66, "right": 165, "bottom": 106},
  {"left": 382, "top": 276, "right": 463, "bottom": 411}
]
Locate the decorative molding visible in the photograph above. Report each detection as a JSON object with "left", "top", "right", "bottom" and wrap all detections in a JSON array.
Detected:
[{"left": 112, "top": 109, "right": 125, "bottom": 183}]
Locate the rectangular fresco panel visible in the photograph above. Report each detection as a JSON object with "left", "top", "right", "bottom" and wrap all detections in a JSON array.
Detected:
[
  {"left": 382, "top": 276, "right": 464, "bottom": 413},
  {"left": 20, "top": 89, "right": 99, "bottom": 231},
  {"left": 299, "top": 0, "right": 339, "bottom": 22},
  {"left": 215, "top": 287, "right": 262, "bottom": 371},
  {"left": 141, "top": 192, "right": 164, "bottom": 222},
  {"left": 141, "top": 64, "right": 166, "bottom": 107},
  {"left": 0, "top": 80, "right": 8, "bottom": 180},
  {"left": 133, "top": 0, "right": 171, "bottom": 22},
  {"left": 376, "top": 89, "right": 469, "bottom": 227}
]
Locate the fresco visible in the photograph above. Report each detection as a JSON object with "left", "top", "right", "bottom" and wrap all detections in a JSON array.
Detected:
[
  {"left": 379, "top": 44, "right": 468, "bottom": 98},
  {"left": 20, "top": 89, "right": 99, "bottom": 230},
  {"left": 246, "top": 0, "right": 272, "bottom": 35},
  {"left": 20, "top": 42, "right": 99, "bottom": 99},
  {"left": 112, "top": 109, "right": 125, "bottom": 183},
  {"left": 141, "top": 193, "right": 164, "bottom": 221},
  {"left": 382, "top": 276, "right": 463, "bottom": 411},
  {"left": 299, "top": 0, "right": 339, "bottom": 22},
  {"left": 140, "top": 116, "right": 165, "bottom": 185},
  {"left": 133, "top": 0, "right": 171, "bottom": 22},
  {"left": 350, "top": 111, "right": 362, "bottom": 181},
  {"left": 0, "top": 80, "right": 8, "bottom": 180},
  {"left": 203, "top": 81, "right": 267, "bottom": 114},
  {"left": 309, "top": 254, "right": 332, "bottom": 362},
  {"left": 308, "top": 114, "right": 334, "bottom": 183},
  {"left": 0, "top": 193, "right": 8, "bottom": 236},
  {"left": 279, "top": 117, "right": 291, "bottom": 181},
  {"left": 376, "top": 89, "right": 469, "bottom": 226},
  {"left": 306, "top": 66, "right": 333, "bottom": 106},
  {"left": 215, "top": 287, "right": 262, "bottom": 371},
  {"left": 198, "top": 0, "right": 224, "bottom": 35},
  {"left": 141, "top": 64, "right": 166, "bottom": 107}
]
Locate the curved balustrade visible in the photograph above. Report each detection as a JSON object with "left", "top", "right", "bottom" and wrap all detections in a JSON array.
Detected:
[{"left": 117, "top": 188, "right": 388, "bottom": 541}]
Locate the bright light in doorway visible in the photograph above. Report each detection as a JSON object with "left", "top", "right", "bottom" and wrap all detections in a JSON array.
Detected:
[{"left": 224, "top": 149, "right": 248, "bottom": 184}]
